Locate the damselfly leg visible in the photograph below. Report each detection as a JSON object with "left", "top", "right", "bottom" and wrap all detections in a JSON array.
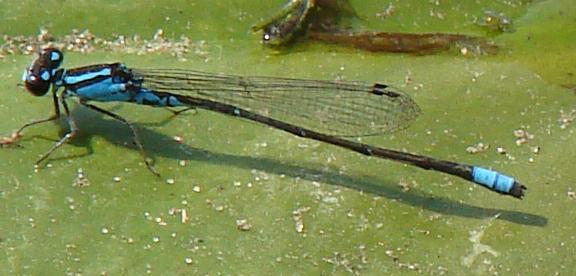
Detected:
[
  {"left": 35, "top": 91, "right": 77, "bottom": 166},
  {"left": 79, "top": 101, "right": 160, "bottom": 176},
  {"left": 1, "top": 86, "right": 61, "bottom": 146},
  {"left": 165, "top": 107, "right": 195, "bottom": 116}
]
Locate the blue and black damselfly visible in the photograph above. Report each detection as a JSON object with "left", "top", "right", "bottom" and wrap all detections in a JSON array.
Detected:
[{"left": 2, "top": 48, "right": 526, "bottom": 198}]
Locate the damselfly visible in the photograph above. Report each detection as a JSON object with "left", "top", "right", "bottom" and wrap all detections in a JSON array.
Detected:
[{"left": 2, "top": 48, "right": 526, "bottom": 198}]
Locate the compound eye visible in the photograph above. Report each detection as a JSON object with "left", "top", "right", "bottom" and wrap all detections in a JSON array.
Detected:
[{"left": 23, "top": 66, "right": 51, "bottom": 96}]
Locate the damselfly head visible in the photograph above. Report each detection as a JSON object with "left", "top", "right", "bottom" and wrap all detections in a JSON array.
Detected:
[{"left": 23, "top": 48, "right": 64, "bottom": 96}]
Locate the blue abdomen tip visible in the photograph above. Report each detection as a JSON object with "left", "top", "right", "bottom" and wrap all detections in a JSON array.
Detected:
[{"left": 472, "top": 167, "right": 515, "bottom": 193}]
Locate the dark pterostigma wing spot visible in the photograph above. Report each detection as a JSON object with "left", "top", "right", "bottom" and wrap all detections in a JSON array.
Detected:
[{"left": 372, "top": 83, "right": 401, "bottom": 97}]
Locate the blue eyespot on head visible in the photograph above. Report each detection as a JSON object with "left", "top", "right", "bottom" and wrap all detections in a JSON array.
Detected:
[
  {"left": 45, "top": 48, "right": 63, "bottom": 68},
  {"left": 23, "top": 48, "right": 64, "bottom": 96},
  {"left": 50, "top": 50, "right": 61, "bottom": 62}
]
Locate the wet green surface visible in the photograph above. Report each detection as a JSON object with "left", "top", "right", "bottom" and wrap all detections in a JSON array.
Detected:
[{"left": 0, "top": 0, "right": 575, "bottom": 274}]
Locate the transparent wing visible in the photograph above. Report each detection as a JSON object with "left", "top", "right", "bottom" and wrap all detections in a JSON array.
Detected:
[{"left": 134, "top": 68, "right": 421, "bottom": 137}]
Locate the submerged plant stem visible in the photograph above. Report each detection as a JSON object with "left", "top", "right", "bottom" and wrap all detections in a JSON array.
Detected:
[{"left": 307, "top": 31, "right": 498, "bottom": 55}]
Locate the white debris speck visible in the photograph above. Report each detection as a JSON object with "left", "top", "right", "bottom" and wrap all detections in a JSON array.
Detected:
[
  {"left": 513, "top": 128, "right": 534, "bottom": 146},
  {"left": 559, "top": 108, "right": 576, "bottom": 129},
  {"left": 568, "top": 189, "right": 575, "bottom": 199},
  {"left": 77, "top": 168, "right": 84, "bottom": 178},
  {"left": 168, "top": 208, "right": 176, "bottom": 216},
  {"left": 181, "top": 209, "right": 189, "bottom": 224},
  {"left": 466, "top": 142, "right": 489, "bottom": 154},
  {"left": 376, "top": 3, "right": 395, "bottom": 19},
  {"left": 295, "top": 221, "right": 305, "bottom": 233},
  {"left": 292, "top": 206, "right": 311, "bottom": 233},
  {"left": 236, "top": 219, "right": 252, "bottom": 231},
  {"left": 322, "top": 196, "right": 339, "bottom": 204},
  {"left": 73, "top": 167, "right": 90, "bottom": 187}
]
